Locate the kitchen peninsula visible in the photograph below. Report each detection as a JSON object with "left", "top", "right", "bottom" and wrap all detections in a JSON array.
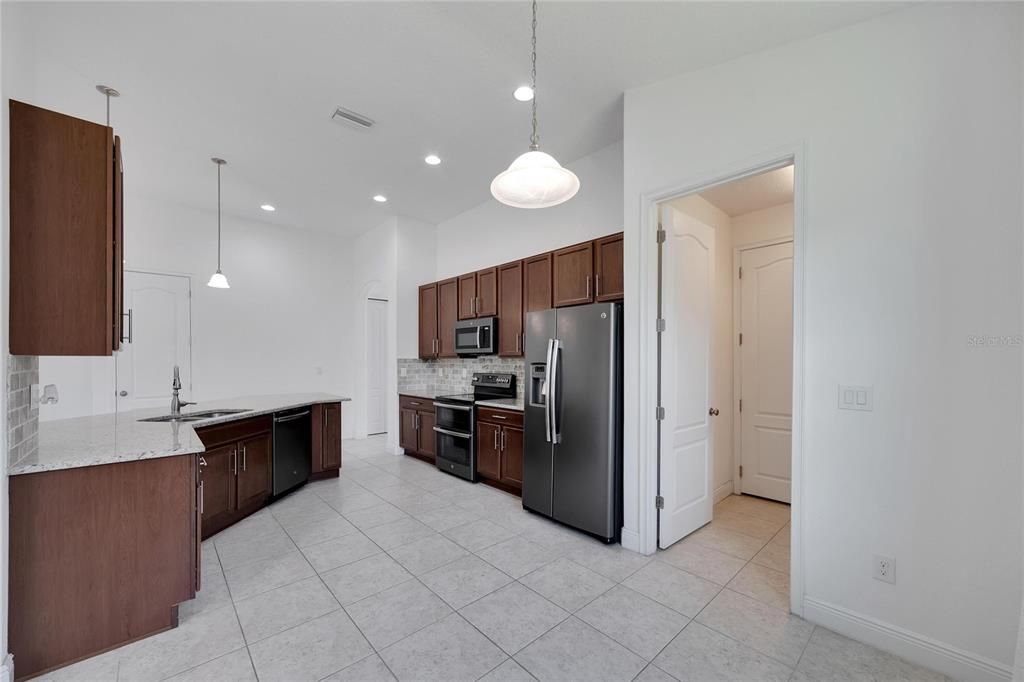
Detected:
[{"left": 8, "top": 393, "right": 349, "bottom": 680}]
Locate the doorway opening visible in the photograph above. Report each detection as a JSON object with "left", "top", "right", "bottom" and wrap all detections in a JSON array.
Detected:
[
  {"left": 365, "top": 297, "right": 389, "bottom": 436},
  {"left": 655, "top": 163, "right": 794, "bottom": 612}
]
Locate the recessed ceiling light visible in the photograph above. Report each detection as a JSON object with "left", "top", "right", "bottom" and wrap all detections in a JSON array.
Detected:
[
  {"left": 373, "top": 194, "right": 388, "bottom": 203},
  {"left": 260, "top": 204, "right": 276, "bottom": 212},
  {"left": 513, "top": 85, "right": 534, "bottom": 102},
  {"left": 424, "top": 154, "right": 441, "bottom": 166}
]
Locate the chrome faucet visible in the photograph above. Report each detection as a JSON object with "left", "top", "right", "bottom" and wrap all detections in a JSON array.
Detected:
[{"left": 170, "top": 365, "right": 196, "bottom": 416}]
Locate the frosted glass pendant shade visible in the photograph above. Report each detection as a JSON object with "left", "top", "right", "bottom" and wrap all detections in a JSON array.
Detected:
[
  {"left": 490, "top": 150, "right": 580, "bottom": 209},
  {"left": 207, "top": 270, "right": 230, "bottom": 289}
]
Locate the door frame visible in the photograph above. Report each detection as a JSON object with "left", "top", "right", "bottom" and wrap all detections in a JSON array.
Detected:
[
  {"left": 364, "top": 296, "right": 389, "bottom": 437},
  {"left": 636, "top": 143, "right": 807, "bottom": 616},
  {"left": 731, "top": 237, "right": 794, "bottom": 496}
]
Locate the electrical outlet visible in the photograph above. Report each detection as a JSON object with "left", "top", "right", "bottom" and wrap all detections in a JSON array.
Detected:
[
  {"left": 873, "top": 555, "right": 895, "bottom": 584},
  {"left": 400, "top": 367, "right": 408, "bottom": 377}
]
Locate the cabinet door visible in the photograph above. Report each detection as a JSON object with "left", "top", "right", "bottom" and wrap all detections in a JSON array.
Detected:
[
  {"left": 112, "top": 135, "right": 124, "bottom": 352},
  {"left": 9, "top": 101, "right": 116, "bottom": 356},
  {"left": 497, "top": 261, "right": 524, "bottom": 356},
  {"left": 553, "top": 242, "right": 594, "bottom": 308},
  {"left": 594, "top": 233, "right": 624, "bottom": 302},
  {"left": 418, "top": 283, "right": 438, "bottom": 358},
  {"left": 400, "top": 408, "right": 419, "bottom": 451},
  {"left": 437, "top": 278, "right": 459, "bottom": 357},
  {"left": 524, "top": 253, "right": 553, "bottom": 312},
  {"left": 417, "top": 411, "right": 437, "bottom": 458},
  {"left": 310, "top": 403, "right": 325, "bottom": 475},
  {"left": 476, "top": 267, "right": 498, "bottom": 317},
  {"left": 477, "top": 422, "right": 502, "bottom": 480},
  {"left": 200, "top": 444, "right": 237, "bottom": 537},
  {"left": 500, "top": 427, "right": 524, "bottom": 488},
  {"left": 458, "top": 273, "right": 477, "bottom": 320},
  {"left": 322, "top": 403, "right": 342, "bottom": 470},
  {"left": 236, "top": 433, "right": 272, "bottom": 510}
]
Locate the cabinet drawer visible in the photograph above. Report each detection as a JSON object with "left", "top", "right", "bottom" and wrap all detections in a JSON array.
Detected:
[
  {"left": 195, "top": 415, "right": 272, "bottom": 448},
  {"left": 476, "top": 407, "right": 523, "bottom": 428},
  {"left": 399, "top": 395, "right": 435, "bottom": 412}
]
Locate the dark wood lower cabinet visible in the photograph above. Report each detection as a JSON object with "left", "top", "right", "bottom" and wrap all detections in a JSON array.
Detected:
[
  {"left": 8, "top": 456, "right": 197, "bottom": 680},
  {"left": 197, "top": 415, "right": 273, "bottom": 539},
  {"left": 200, "top": 443, "right": 237, "bottom": 534},
  {"left": 311, "top": 402, "right": 343, "bottom": 479},
  {"left": 236, "top": 433, "right": 272, "bottom": 509},
  {"left": 475, "top": 408, "right": 524, "bottom": 493},
  {"left": 399, "top": 395, "right": 437, "bottom": 462}
]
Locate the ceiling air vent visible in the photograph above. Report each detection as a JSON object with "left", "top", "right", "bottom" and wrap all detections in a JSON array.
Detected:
[{"left": 331, "top": 106, "right": 374, "bottom": 129}]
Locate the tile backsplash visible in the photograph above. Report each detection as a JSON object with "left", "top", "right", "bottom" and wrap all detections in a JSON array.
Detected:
[
  {"left": 398, "top": 357, "right": 525, "bottom": 399},
  {"left": 8, "top": 355, "right": 39, "bottom": 466}
]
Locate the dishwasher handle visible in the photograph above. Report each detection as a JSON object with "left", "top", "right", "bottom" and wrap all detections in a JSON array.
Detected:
[{"left": 274, "top": 410, "right": 311, "bottom": 423}]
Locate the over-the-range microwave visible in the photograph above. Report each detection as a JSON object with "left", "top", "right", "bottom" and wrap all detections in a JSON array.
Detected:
[{"left": 454, "top": 317, "right": 497, "bottom": 356}]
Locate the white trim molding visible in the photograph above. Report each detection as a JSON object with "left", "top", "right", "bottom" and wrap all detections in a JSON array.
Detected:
[{"left": 804, "top": 597, "right": 1012, "bottom": 682}]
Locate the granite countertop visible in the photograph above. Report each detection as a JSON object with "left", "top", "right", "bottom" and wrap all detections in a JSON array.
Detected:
[
  {"left": 475, "top": 398, "right": 525, "bottom": 411},
  {"left": 10, "top": 393, "right": 351, "bottom": 476},
  {"left": 398, "top": 388, "right": 440, "bottom": 400}
]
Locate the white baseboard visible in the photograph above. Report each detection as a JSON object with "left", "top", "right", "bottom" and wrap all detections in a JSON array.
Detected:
[
  {"left": 0, "top": 653, "right": 13, "bottom": 682},
  {"left": 620, "top": 526, "right": 641, "bottom": 553},
  {"left": 803, "top": 597, "right": 1012, "bottom": 682},
  {"left": 713, "top": 481, "right": 733, "bottom": 504}
]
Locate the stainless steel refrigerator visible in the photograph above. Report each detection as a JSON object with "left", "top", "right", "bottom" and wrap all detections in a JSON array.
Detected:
[{"left": 523, "top": 302, "right": 623, "bottom": 543}]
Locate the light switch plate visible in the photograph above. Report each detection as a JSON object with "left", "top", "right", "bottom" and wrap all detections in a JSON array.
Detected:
[{"left": 839, "top": 385, "right": 873, "bottom": 411}]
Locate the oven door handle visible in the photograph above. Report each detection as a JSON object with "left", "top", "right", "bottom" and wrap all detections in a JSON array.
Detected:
[
  {"left": 433, "top": 402, "right": 473, "bottom": 411},
  {"left": 433, "top": 426, "right": 472, "bottom": 439}
]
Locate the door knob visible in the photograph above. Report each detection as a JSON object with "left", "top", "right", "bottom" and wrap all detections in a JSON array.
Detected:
[
  {"left": 708, "top": 407, "right": 720, "bottom": 416},
  {"left": 119, "top": 390, "right": 128, "bottom": 397}
]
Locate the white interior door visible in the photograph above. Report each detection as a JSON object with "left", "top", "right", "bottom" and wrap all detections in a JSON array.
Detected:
[
  {"left": 659, "top": 206, "right": 715, "bottom": 549},
  {"left": 116, "top": 272, "right": 192, "bottom": 411},
  {"left": 365, "top": 299, "right": 388, "bottom": 435},
  {"left": 739, "top": 242, "right": 794, "bottom": 502}
]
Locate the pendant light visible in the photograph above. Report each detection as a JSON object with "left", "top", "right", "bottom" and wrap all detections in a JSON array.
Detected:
[
  {"left": 207, "top": 158, "right": 230, "bottom": 289},
  {"left": 491, "top": 0, "right": 579, "bottom": 209}
]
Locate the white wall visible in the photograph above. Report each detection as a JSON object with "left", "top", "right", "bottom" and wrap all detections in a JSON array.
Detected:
[
  {"left": 396, "top": 218, "right": 437, "bottom": 360},
  {"left": 667, "top": 194, "right": 735, "bottom": 502},
  {"left": 732, "top": 202, "right": 793, "bottom": 247},
  {"left": 623, "top": 4, "right": 1022, "bottom": 678},
  {"left": 434, "top": 140, "right": 624, "bottom": 280}
]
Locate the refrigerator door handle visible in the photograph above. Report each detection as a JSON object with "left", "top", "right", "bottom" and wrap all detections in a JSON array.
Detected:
[
  {"left": 544, "top": 338, "right": 554, "bottom": 443},
  {"left": 550, "top": 338, "right": 562, "bottom": 444}
]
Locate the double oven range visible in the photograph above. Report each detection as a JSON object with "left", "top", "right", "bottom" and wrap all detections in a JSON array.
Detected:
[{"left": 433, "top": 373, "right": 516, "bottom": 481}]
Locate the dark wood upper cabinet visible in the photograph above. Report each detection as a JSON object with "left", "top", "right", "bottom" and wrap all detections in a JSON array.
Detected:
[
  {"left": 476, "top": 267, "right": 498, "bottom": 317},
  {"left": 322, "top": 402, "right": 342, "bottom": 470},
  {"left": 418, "top": 283, "right": 438, "bottom": 359},
  {"left": 437, "top": 278, "right": 459, "bottom": 357},
  {"left": 552, "top": 241, "right": 594, "bottom": 308},
  {"left": 10, "top": 100, "right": 124, "bottom": 355},
  {"left": 458, "top": 273, "right": 477, "bottom": 319},
  {"left": 594, "top": 232, "right": 624, "bottom": 302},
  {"left": 235, "top": 433, "right": 272, "bottom": 510},
  {"left": 524, "top": 253, "right": 553, "bottom": 312},
  {"left": 498, "top": 261, "right": 524, "bottom": 356}
]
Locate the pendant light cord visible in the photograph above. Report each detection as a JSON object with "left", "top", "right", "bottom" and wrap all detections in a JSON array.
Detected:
[
  {"left": 530, "top": 0, "right": 539, "bottom": 151},
  {"left": 217, "top": 162, "right": 222, "bottom": 270}
]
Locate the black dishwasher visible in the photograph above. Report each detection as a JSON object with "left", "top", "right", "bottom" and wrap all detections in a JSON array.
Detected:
[{"left": 273, "top": 408, "right": 312, "bottom": 496}]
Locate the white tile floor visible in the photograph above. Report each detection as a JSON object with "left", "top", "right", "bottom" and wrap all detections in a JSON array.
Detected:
[{"left": 46, "top": 436, "right": 951, "bottom": 681}]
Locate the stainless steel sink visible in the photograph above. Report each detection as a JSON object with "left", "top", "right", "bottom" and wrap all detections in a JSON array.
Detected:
[{"left": 139, "top": 408, "right": 253, "bottom": 423}]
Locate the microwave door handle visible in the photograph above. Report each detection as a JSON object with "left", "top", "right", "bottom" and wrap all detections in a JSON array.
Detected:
[
  {"left": 476, "top": 325, "right": 482, "bottom": 349},
  {"left": 544, "top": 338, "right": 554, "bottom": 443}
]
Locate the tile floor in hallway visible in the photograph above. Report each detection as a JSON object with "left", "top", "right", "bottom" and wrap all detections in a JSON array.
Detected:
[{"left": 45, "top": 436, "right": 951, "bottom": 682}]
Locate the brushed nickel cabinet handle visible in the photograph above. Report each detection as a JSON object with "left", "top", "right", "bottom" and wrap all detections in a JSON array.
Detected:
[
  {"left": 199, "top": 480, "right": 204, "bottom": 515},
  {"left": 494, "top": 428, "right": 499, "bottom": 450},
  {"left": 241, "top": 444, "right": 247, "bottom": 471},
  {"left": 501, "top": 430, "right": 507, "bottom": 451},
  {"left": 492, "top": 415, "right": 507, "bottom": 420},
  {"left": 596, "top": 274, "right": 601, "bottom": 297},
  {"left": 585, "top": 275, "right": 591, "bottom": 299}
]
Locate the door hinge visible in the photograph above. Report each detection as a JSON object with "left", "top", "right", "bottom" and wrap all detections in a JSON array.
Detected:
[
  {"left": 655, "top": 495, "right": 664, "bottom": 510},
  {"left": 739, "top": 332, "right": 743, "bottom": 346},
  {"left": 656, "top": 318, "right": 666, "bottom": 333},
  {"left": 655, "top": 406, "right": 665, "bottom": 421},
  {"left": 739, "top": 398, "right": 743, "bottom": 412},
  {"left": 656, "top": 225, "right": 666, "bottom": 244},
  {"left": 738, "top": 267, "right": 743, "bottom": 279},
  {"left": 739, "top": 465, "right": 744, "bottom": 477}
]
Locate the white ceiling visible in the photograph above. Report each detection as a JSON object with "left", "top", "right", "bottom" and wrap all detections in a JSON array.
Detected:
[
  {"left": 699, "top": 166, "right": 794, "bottom": 217},
  {"left": 5, "top": 2, "right": 893, "bottom": 236}
]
